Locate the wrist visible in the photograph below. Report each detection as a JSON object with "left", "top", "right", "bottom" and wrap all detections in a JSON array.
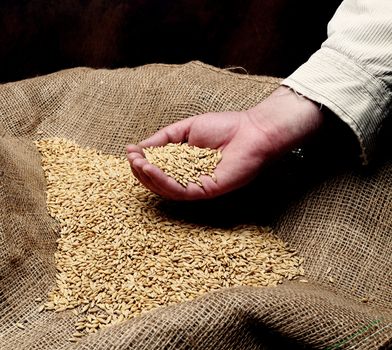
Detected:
[{"left": 247, "top": 86, "right": 324, "bottom": 158}]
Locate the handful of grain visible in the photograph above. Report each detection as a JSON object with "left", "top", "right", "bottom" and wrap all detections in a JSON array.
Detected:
[
  {"left": 143, "top": 143, "right": 222, "bottom": 187},
  {"left": 34, "top": 138, "right": 304, "bottom": 340}
]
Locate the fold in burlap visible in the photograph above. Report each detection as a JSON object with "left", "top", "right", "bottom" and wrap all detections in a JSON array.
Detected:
[{"left": 0, "top": 61, "right": 390, "bottom": 349}]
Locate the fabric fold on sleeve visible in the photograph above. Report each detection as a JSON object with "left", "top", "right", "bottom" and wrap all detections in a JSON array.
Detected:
[{"left": 282, "top": 0, "right": 392, "bottom": 165}]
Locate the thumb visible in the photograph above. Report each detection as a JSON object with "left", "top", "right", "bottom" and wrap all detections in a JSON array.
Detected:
[{"left": 139, "top": 116, "right": 196, "bottom": 148}]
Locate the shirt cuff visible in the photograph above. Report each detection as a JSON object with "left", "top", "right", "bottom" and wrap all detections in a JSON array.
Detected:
[{"left": 281, "top": 47, "right": 391, "bottom": 165}]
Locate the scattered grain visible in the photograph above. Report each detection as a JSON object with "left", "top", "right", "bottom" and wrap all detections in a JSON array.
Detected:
[
  {"left": 35, "top": 137, "right": 305, "bottom": 339},
  {"left": 16, "top": 323, "right": 26, "bottom": 330},
  {"left": 37, "top": 305, "right": 45, "bottom": 313},
  {"left": 72, "top": 332, "right": 84, "bottom": 338},
  {"left": 360, "top": 296, "right": 374, "bottom": 303}
]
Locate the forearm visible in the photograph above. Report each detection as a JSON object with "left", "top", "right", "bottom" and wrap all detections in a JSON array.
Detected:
[{"left": 282, "top": 0, "right": 392, "bottom": 165}]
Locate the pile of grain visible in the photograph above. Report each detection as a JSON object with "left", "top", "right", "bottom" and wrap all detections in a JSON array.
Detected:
[
  {"left": 143, "top": 143, "right": 222, "bottom": 187},
  {"left": 35, "top": 138, "right": 305, "bottom": 341}
]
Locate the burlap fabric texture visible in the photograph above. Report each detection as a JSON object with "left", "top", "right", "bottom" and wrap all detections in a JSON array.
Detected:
[{"left": 0, "top": 61, "right": 391, "bottom": 349}]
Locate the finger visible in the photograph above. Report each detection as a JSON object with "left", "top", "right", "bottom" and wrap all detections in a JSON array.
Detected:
[
  {"left": 138, "top": 117, "right": 196, "bottom": 148},
  {"left": 197, "top": 174, "right": 220, "bottom": 199},
  {"left": 126, "top": 150, "right": 181, "bottom": 199},
  {"left": 130, "top": 157, "right": 172, "bottom": 197},
  {"left": 126, "top": 150, "right": 164, "bottom": 193},
  {"left": 126, "top": 151, "right": 144, "bottom": 164},
  {"left": 126, "top": 151, "right": 155, "bottom": 190},
  {"left": 141, "top": 163, "right": 189, "bottom": 199},
  {"left": 125, "top": 144, "right": 145, "bottom": 156},
  {"left": 127, "top": 152, "right": 158, "bottom": 190},
  {"left": 126, "top": 153, "right": 149, "bottom": 185},
  {"left": 134, "top": 167, "right": 167, "bottom": 198},
  {"left": 143, "top": 164, "right": 217, "bottom": 201}
]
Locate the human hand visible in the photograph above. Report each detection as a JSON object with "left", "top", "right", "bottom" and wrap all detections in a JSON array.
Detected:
[{"left": 126, "top": 86, "right": 324, "bottom": 200}]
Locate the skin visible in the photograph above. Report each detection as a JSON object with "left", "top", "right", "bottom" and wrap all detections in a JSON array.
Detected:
[{"left": 126, "top": 86, "right": 324, "bottom": 200}]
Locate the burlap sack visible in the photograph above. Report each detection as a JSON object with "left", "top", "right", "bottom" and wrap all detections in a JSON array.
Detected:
[{"left": 0, "top": 61, "right": 390, "bottom": 349}]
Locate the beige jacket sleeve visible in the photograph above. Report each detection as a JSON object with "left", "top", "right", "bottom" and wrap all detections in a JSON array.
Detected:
[{"left": 282, "top": 0, "right": 392, "bottom": 164}]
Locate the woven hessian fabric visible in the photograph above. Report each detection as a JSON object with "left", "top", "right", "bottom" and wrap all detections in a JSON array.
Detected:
[{"left": 0, "top": 61, "right": 391, "bottom": 349}]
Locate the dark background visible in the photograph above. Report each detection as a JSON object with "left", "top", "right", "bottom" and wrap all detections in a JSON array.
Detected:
[{"left": 0, "top": 0, "right": 342, "bottom": 83}]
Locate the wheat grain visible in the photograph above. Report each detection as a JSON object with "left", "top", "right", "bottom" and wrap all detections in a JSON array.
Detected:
[
  {"left": 143, "top": 143, "right": 221, "bottom": 187},
  {"left": 35, "top": 137, "right": 305, "bottom": 340}
]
